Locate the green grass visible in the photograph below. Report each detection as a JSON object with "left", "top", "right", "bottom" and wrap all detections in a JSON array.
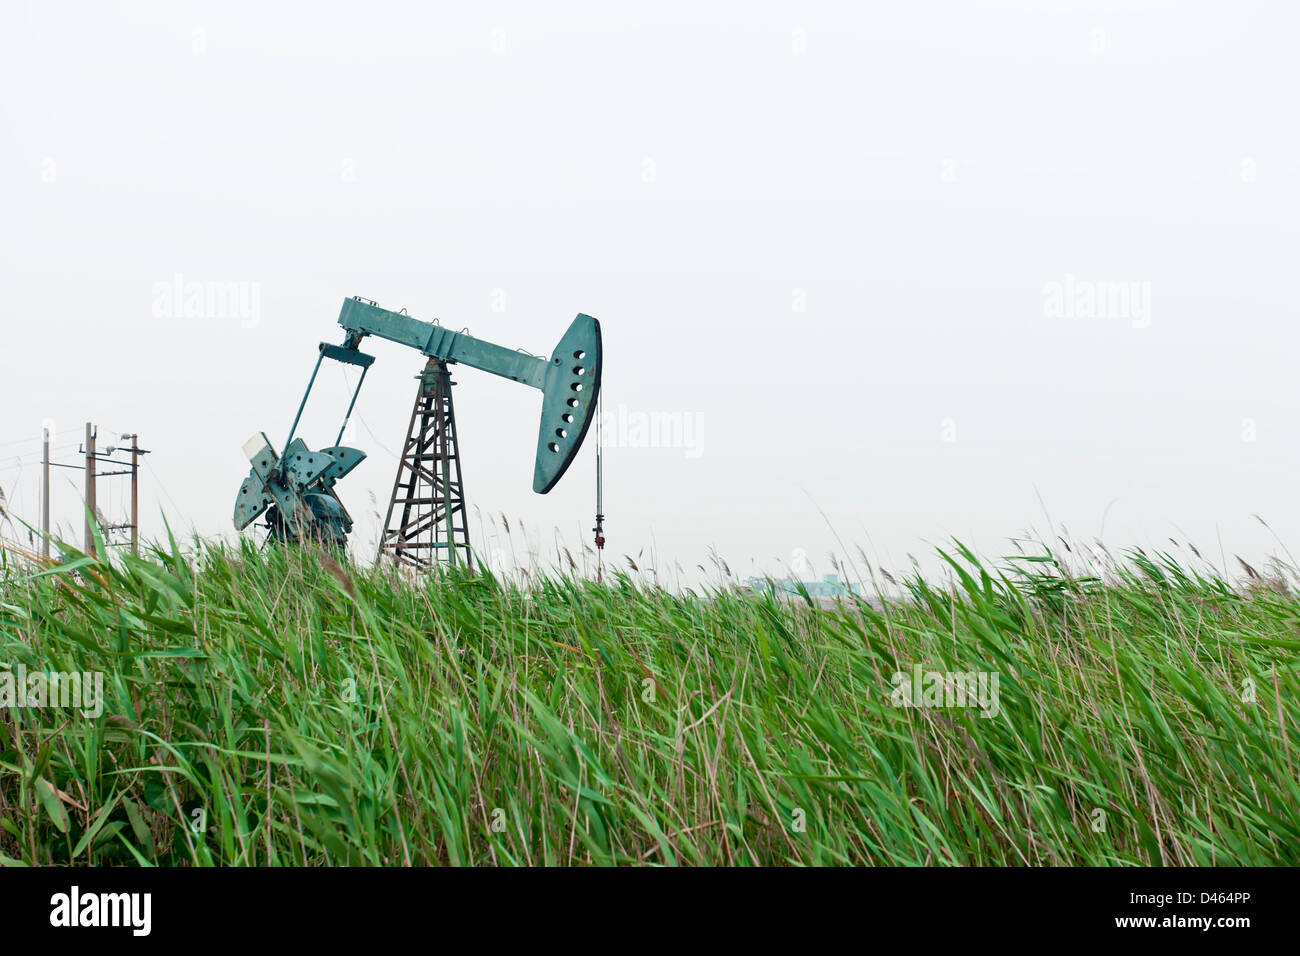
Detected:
[{"left": 1, "top": 529, "right": 1297, "bottom": 866}]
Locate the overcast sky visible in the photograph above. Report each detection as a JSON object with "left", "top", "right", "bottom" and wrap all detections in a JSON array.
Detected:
[{"left": 2, "top": 1, "right": 1298, "bottom": 587}]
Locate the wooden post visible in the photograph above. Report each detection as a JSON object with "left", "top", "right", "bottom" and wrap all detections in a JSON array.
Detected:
[
  {"left": 41, "top": 428, "right": 50, "bottom": 559},
  {"left": 129, "top": 434, "right": 139, "bottom": 555},
  {"left": 84, "top": 422, "right": 96, "bottom": 557}
]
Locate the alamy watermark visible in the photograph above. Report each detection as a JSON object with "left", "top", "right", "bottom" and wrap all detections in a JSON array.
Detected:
[
  {"left": 597, "top": 403, "right": 704, "bottom": 459},
  {"left": 50, "top": 886, "right": 150, "bottom": 936},
  {"left": 889, "top": 664, "right": 1000, "bottom": 718},
  {"left": 151, "top": 273, "right": 261, "bottom": 328},
  {"left": 1043, "top": 274, "right": 1151, "bottom": 329},
  {"left": 0, "top": 665, "right": 103, "bottom": 718}
]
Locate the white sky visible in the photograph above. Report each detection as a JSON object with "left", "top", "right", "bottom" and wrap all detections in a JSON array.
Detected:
[{"left": 2, "top": 1, "right": 1298, "bottom": 587}]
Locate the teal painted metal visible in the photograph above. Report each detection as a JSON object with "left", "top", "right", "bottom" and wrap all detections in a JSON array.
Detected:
[
  {"left": 335, "top": 297, "right": 602, "bottom": 494},
  {"left": 233, "top": 295, "right": 603, "bottom": 547},
  {"left": 233, "top": 433, "right": 366, "bottom": 545}
]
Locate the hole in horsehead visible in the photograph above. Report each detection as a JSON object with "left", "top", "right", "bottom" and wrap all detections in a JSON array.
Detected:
[
  {"left": 562, "top": 413, "right": 574, "bottom": 423},
  {"left": 573, "top": 349, "right": 585, "bottom": 360},
  {"left": 547, "top": 442, "right": 559, "bottom": 453},
  {"left": 573, "top": 366, "right": 585, "bottom": 376},
  {"left": 556, "top": 428, "right": 568, "bottom": 439},
  {"left": 566, "top": 398, "right": 579, "bottom": 407},
  {"left": 570, "top": 382, "right": 583, "bottom": 392}
]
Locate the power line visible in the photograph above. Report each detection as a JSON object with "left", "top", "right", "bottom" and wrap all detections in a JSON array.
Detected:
[
  {"left": 144, "top": 457, "right": 182, "bottom": 519},
  {"left": 0, "top": 443, "right": 80, "bottom": 469},
  {"left": 0, "top": 434, "right": 46, "bottom": 449},
  {"left": 340, "top": 367, "right": 400, "bottom": 459}
]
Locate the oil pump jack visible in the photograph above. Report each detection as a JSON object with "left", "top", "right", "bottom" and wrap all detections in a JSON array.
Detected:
[{"left": 233, "top": 296, "right": 603, "bottom": 568}]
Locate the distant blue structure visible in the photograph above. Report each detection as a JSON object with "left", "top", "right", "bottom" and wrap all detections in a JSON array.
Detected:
[{"left": 746, "top": 572, "right": 861, "bottom": 598}]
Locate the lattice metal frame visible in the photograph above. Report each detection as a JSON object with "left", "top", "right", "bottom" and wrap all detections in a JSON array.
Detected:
[{"left": 377, "top": 359, "right": 472, "bottom": 568}]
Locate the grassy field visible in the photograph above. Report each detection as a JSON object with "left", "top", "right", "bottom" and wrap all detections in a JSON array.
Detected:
[{"left": 0, "top": 529, "right": 1297, "bottom": 866}]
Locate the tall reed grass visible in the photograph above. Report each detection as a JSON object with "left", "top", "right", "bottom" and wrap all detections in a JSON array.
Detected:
[{"left": 1, "top": 528, "right": 1296, "bottom": 865}]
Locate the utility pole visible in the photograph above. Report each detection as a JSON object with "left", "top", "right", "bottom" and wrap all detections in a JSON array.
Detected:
[
  {"left": 92, "top": 434, "right": 148, "bottom": 554},
  {"left": 83, "top": 422, "right": 96, "bottom": 556},
  {"left": 41, "top": 428, "right": 50, "bottom": 559},
  {"left": 126, "top": 434, "right": 147, "bottom": 555},
  {"left": 130, "top": 435, "right": 139, "bottom": 555}
]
